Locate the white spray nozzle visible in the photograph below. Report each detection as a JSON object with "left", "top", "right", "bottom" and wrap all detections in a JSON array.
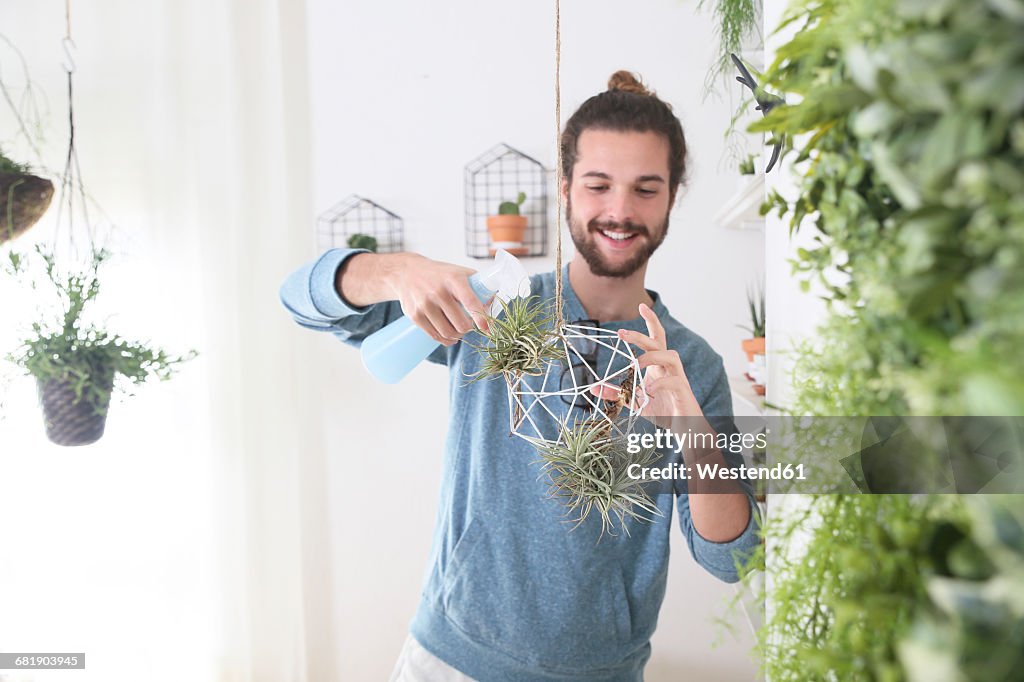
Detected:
[{"left": 476, "top": 249, "right": 531, "bottom": 316}]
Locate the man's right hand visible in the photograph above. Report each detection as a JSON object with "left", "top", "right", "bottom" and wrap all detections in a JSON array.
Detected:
[{"left": 336, "top": 252, "right": 491, "bottom": 346}]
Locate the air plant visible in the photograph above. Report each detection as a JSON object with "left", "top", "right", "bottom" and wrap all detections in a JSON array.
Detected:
[
  {"left": 465, "top": 294, "right": 565, "bottom": 383},
  {"left": 536, "top": 418, "right": 663, "bottom": 538}
]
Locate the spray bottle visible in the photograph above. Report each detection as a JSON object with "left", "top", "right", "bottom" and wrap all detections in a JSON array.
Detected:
[{"left": 360, "top": 249, "right": 530, "bottom": 384}]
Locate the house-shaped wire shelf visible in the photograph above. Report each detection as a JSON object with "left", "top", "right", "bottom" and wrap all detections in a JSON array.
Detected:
[
  {"left": 317, "top": 195, "right": 404, "bottom": 253},
  {"left": 464, "top": 143, "right": 548, "bottom": 259}
]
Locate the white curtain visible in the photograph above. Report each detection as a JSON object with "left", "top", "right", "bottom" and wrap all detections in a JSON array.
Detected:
[{"left": 0, "top": 1, "right": 334, "bottom": 680}]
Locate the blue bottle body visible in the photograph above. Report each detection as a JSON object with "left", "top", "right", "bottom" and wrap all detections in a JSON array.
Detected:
[{"left": 360, "top": 275, "right": 495, "bottom": 384}]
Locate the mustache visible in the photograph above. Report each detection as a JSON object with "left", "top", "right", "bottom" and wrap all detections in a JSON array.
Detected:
[{"left": 588, "top": 219, "right": 649, "bottom": 237}]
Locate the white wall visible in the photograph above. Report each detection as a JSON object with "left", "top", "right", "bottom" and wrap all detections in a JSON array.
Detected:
[{"left": 306, "top": 0, "right": 763, "bottom": 679}]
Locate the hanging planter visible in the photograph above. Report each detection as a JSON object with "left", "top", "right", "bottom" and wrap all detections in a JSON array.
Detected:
[
  {"left": 1, "top": 28, "right": 196, "bottom": 446},
  {"left": 5, "top": 246, "right": 196, "bottom": 447},
  {"left": 37, "top": 370, "right": 113, "bottom": 446},
  {"left": 468, "top": 296, "right": 655, "bottom": 535},
  {"left": 0, "top": 40, "right": 54, "bottom": 244},
  {"left": 0, "top": 161, "right": 54, "bottom": 244}
]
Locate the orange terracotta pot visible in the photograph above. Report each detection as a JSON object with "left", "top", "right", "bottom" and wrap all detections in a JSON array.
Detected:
[
  {"left": 487, "top": 214, "right": 528, "bottom": 256},
  {"left": 741, "top": 336, "right": 765, "bottom": 362}
]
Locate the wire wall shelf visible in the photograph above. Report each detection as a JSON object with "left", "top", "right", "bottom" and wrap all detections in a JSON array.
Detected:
[
  {"left": 317, "top": 195, "right": 404, "bottom": 253},
  {"left": 464, "top": 143, "right": 548, "bottom": 259}
]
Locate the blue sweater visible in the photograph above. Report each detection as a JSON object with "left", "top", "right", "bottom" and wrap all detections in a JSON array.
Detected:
[{"left": 279, "top": 249, "right": 761, "bottom": 682}]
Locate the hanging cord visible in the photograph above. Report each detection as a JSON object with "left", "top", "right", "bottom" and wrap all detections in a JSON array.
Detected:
[
  {"left": 0, "top": 35, "right": 47, "bottom": 167},
  {"left": 52, "top": 0, "right": 94, "bottom": 256},
  {"left": 553, "top": 0, "right": 564, "bottom": 330}
]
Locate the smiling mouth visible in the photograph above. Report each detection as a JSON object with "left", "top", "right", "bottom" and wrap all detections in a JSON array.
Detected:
[{"left": 596, "top": 228, "right": 643, "bottom": 245}]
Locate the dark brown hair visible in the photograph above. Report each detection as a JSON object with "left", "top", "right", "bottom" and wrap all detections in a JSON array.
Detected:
[{"left": 560, "top": 70, "right": 688, "bottom": 197}]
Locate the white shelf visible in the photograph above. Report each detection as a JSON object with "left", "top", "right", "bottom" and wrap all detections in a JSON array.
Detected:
[
  {"left": 729, "top": 374, "right": 766, "bottom": 416},
  {"left": 714, "top": 174, "right": 766, "bottom": 231}
]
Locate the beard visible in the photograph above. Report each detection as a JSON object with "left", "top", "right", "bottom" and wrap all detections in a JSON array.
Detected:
[{"left": 566, "top": 198, "right": 669, "bottom": 278}]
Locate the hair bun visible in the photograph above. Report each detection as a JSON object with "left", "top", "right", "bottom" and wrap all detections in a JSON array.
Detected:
[{"left": 607, "top": 70, "right": 651, "bottom": 96}]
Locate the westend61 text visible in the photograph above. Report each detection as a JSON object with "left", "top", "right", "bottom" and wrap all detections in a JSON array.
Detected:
[{"left": 626, "top": 461, "right": 807, "bottom": 482}]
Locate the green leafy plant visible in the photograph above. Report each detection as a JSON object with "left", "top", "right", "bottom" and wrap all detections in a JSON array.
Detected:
[
  {"left": 536, "top": 418, "right": 662, "bottom": 537},
  {"left": 4, "top": 245, "right": 196, "bottom": 414},
  {"left": 738, "top": 281, "right": 765, "bottom": 338},
  {"left": 733, "top": 0, "right": 1024, "bottom": 678},
  {"left": 741, "top": 494, "right": 968, "bottom": 681},
  {"left": 754, "top": 0, "right": 1024, "bottom": 415},
  {"left": 466, "top": 294, "right": 564, "bottom": 382},
  {"left": 698, "top": 0, "right": 762, "bottom": 93},
  {"left": 899, "top": 496, "right": 1024, "bottom": 681},
  {"left": 497, "top": 191, "right": 526, "bottom": 216},
  {"left": 738, "top": 153, "right": 756, "bottom": 175},
  {"left": 0, "top": 147, "right": 30, "bottom": 174},
  {"left": 346, "top": 233, "right": 378, "bottom": 252}
]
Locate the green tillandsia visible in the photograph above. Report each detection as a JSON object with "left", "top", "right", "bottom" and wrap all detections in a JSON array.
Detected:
[
  {"left": 536, "top": 418, "right": 663, "bottom": 538},
  {"left": 464, "top": 294, "right": 565, "bottom": 383},
  {"left": 4, "top": 244, "right": 196, "bottom": 414}
]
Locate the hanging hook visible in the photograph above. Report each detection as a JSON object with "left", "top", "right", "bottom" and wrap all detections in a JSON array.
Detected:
[{"left": 61, "top": 36, "right": 76, "bottom": 74}]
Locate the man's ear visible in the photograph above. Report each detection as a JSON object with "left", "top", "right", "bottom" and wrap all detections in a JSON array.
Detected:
[{"left": 561, "top": 176, "right": 570, "bottom": 201}]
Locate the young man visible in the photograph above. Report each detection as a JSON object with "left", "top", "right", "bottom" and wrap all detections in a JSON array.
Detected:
[{"left": 280, "top": 71, "right": 760, "bottom": 682}]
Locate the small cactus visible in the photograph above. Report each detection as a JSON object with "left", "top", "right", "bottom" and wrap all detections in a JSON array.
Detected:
[{"left": 497, "top": 191, "right": 527, "bottom": 216}]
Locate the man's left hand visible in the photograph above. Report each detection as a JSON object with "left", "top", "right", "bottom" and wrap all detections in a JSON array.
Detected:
[{"left": 592, "top": 302, "right": 703, "bottom": 428}]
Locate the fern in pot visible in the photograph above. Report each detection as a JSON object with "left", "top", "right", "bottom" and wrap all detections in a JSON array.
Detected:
[{"left": 4, "top": 245, "right": 196, "bottom": 446}]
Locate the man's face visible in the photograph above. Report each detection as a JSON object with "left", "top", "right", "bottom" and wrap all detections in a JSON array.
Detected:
[{"left": 565, "top": 128, "right": 673, "bottom": 278}]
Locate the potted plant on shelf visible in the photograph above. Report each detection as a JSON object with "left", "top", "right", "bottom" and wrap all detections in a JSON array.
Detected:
[
  {"left": 486, "top": 191, "right": 528, "bottom": 256},
  {"left": 738, "top": 282, "right": 765, "bottom": 394},
  {"left": 346, "top": 233, "right": 378, "bottom": 252},
  {"left": 4, "top": 245, "right": 196, "bottom": 446},
  {"left": 738, "top": 153, "right": 756, "bottom": 176},
  {"left": 0, "top": 148, "right": 54, "bottom": 244}
]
